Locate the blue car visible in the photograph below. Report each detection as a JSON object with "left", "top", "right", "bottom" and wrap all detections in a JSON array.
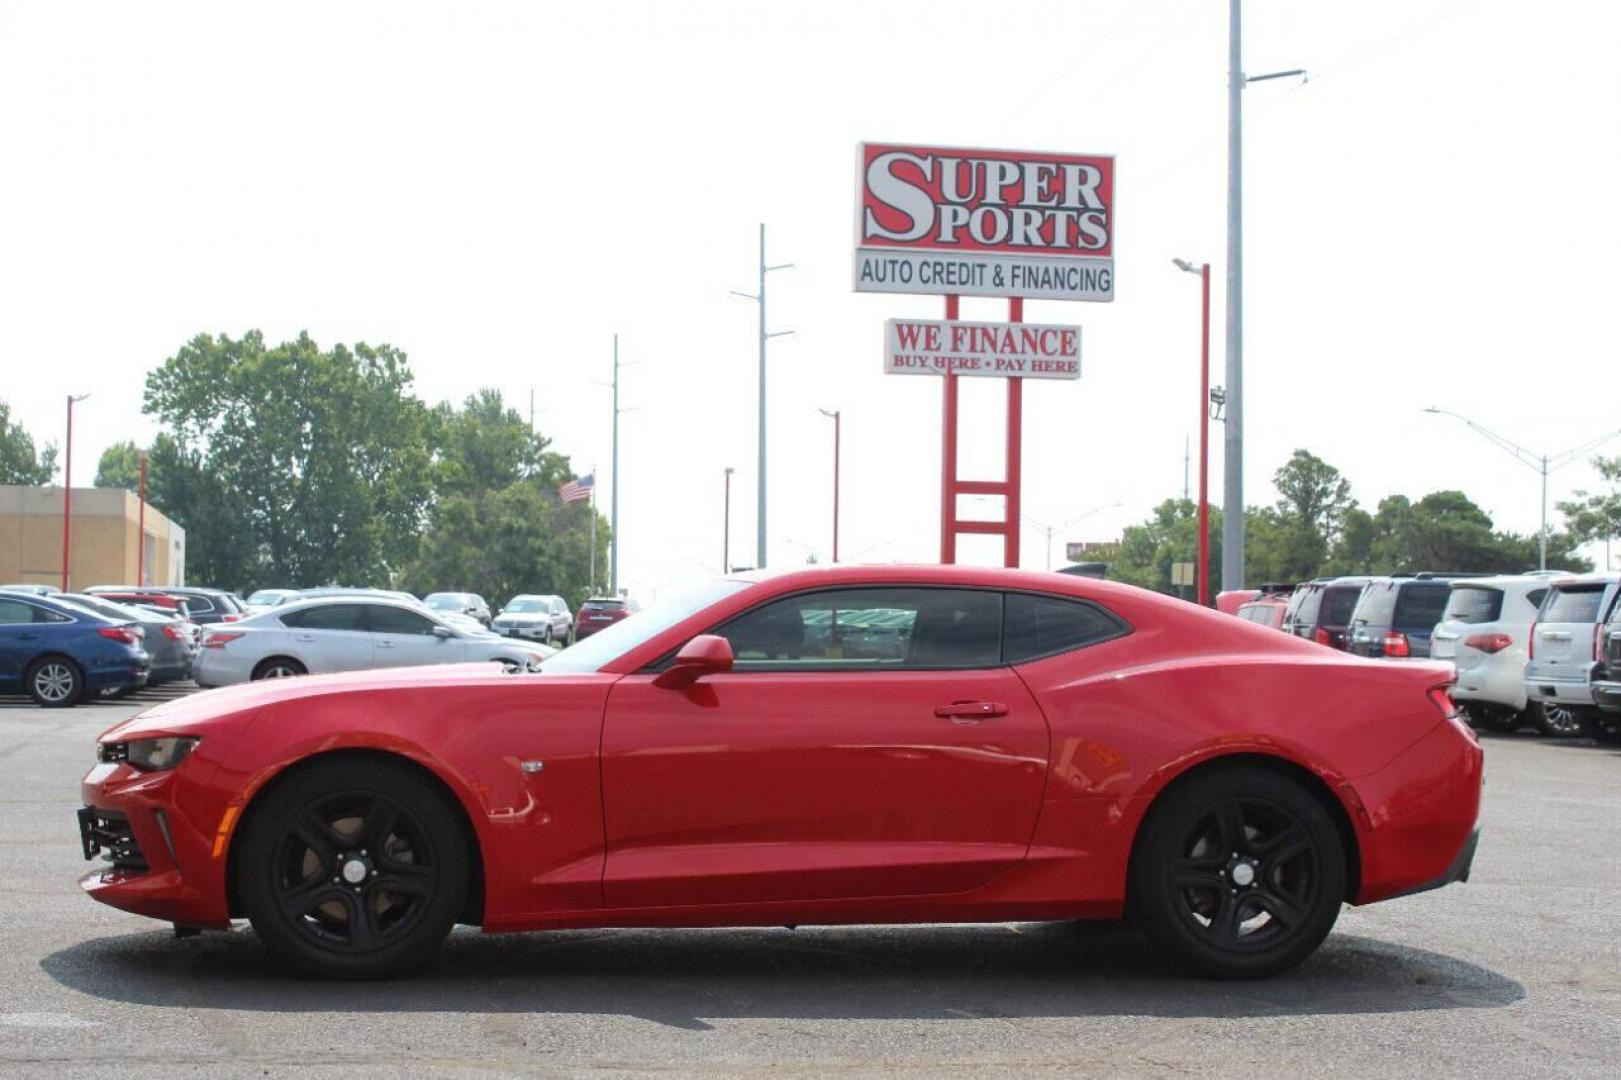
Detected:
[{"left": 0, "top": 591, "right": 150, "bottom": 707}]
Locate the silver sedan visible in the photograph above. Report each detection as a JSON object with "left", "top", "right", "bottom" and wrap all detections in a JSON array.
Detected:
[{"left": 192, "top": 597, "right": 553, "bottom": 686}]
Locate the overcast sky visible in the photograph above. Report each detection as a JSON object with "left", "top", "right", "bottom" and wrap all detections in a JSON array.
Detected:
[{"left": 3, "top": 0, "right": 1617, "bottom": 596}]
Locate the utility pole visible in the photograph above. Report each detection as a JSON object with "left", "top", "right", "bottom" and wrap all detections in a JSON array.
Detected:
[
  {"left": 1423, "top": 408, "right": 1621, "bottom": 570},
  {"left": 723, "top": 467, "right": 734, "bottom": 573},
  {"left": 1183, "top": 435, "right": 1190, "bottom": 501},
  {"left": 1174, "top": 258, "right": 1214, "bottom": 606},
  {"left": 819, "top": 408, "right": 841, "bottom": 562},
  {"left": 610, "top": 336, "right": 620, "bottom": 594},
  {"left": 730, "top": 225, "right": 793, "bottom": 569},
  {"left": 60, "top": 393, "right": 90, "bottom": 592},
  {"left": 1226, "top": 0, "right": 1304, "bottom": 591}
]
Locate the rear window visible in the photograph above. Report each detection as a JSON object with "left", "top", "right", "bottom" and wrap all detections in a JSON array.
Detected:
[
  {"left": 178, "top": 593, "right": 216, "bottom": 614},
  {"left": 1443, "top": 586, "right": 1504, "bottom": 625},
  {"left": 1351, "top": 581, "right": 1397, "bottom": 626},
  {"left": 1321, "top": 584, "right": 1364, "bottom": 626},
  {"left": 1541, "top": 586, "right": 1607, "bottom": 624},
  {"left": 583, "top": 600, "right": 626, "bottom": 611},
  {"left": 1291, "top": 586, "right": 1323, "bottom": 625},
  {"left": 1394, "top": 584, "right": 1450, "bottom": 630}
]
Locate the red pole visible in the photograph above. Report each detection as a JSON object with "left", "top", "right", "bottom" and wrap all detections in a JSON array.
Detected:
[
  {"left": 1004, "top": 298, "right": 1024, "bottom": 568},
  {"left": 1198, "top": 264, "right": 1212, "bottom": 606},
  {"left": 831, "top": 411, "right": 841, "bottom": 563},
  {"left": 940, "top": 294, "right": 960, "bottom": 564},
  {"left": 137, "top": 452, "right": 148, "bottom": 586},
  {"left": 723, "top": 468, "right": 732, "bottom": 572},
  {"left": 61, "top": 395, "right": 73, "bottom": 592}
]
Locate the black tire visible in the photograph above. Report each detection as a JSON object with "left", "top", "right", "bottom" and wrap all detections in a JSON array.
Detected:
[
  {"left": 236, "top": 756, "right": 469, "bottom": 978},
  {"left": 252, "top": 657, "right": 307, "bottom": 681},
  {"left": 26, "top": 656, "right": 84, "bottom": 708},
  {"left": 543, "top": 626, "right": 554, "bottom": 647},
  {"left": 1532, "top": 701, "right": 1585, "bottom": 738},
  {"left": 1581, "top": 710, "right": 1621, "bottom": 744},
  {"left": 1129, "top": 766, "right": 1345, "bottom": 978},
  {"left": 1460, "top": 702, "right": 1520, "bottom": 734}
]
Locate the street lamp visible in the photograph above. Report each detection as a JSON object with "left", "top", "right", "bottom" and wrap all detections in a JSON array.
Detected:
[
  {"left": 1423, "top": 407, "right": 1621, "bottom": 570},
  {"left": 1173, "top": 257, "right": 1214, "bottom": 605},
  {"left": 722, "top": 467, "right": 734, "bottom": 573},
  {"left": 61, "top": 393, "right": 90, "bottom": 592},
  {"left": 729, "top": 223, "right": 794, "bottom": 569},
  {"left": 1025, "top": 502, "right": 1124, "bottom": 570},
  {"left": 818, "top": 408, "right": 841, "bottom": 563}
]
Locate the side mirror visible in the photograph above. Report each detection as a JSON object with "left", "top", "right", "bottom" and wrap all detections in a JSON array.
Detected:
[
  {"left": 653, "top": 634, "right": 734, "bottom": 690},
  {"left": 433, "top": 625, "right": 454, "bottom": 639}
]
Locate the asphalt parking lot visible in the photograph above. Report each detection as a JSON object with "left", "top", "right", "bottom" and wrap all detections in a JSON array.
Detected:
[{"left": 1, "top": 688, "right": 1618, "bottom": 1077}]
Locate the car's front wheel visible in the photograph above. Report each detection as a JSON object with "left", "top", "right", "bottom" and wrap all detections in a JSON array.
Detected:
[
  {"left": 236, "top": 757, "right": 470, "bottom": 978},
  {"left": 1129, "top": 766, "right": 1345, "bottom": 978},
  {"left": 1532, "top": 701, "right": 1585, "bottom": 738}
]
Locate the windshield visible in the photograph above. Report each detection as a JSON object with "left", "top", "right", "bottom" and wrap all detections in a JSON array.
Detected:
[
  {"left": 540, "top": 578, "right": 753, "bottom": 673},
  {"left": 247, "top": 590, "right": 290, "bottom": 606},
  {"left": 425, "top": 594, "right": 465, "bottom": 610},
  {"left": 504, "top": 598, "right": 549, "bottom": 613}
]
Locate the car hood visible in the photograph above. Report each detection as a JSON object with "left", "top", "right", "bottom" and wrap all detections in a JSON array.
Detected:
[{"left": 99, "top": 662, "right": 527, "bottom": 742}]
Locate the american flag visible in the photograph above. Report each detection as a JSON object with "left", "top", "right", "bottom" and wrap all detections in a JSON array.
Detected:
[{"left": 558, "top": 474, "right": 595, "bottom": 504}]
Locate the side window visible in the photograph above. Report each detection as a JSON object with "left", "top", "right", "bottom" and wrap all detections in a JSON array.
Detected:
[
  {"left": 282, "top": 604, "right": 366, "bottom": 632},
  {"left": 1003, "top": 592, "right": 1127, "bottom": 663},
  {"left": 33, "top": 605, "right": 71, "bottom": 623},
  {"left": 0, "top": 599, "right": 37, "bottom": 625},
  {"left": 181, "top": 594, "right": 215, "bottom": 614},
  {"left": 715, "top": 588, "right": 1003, "bottom": 671},
  {"left": 1525, "top": 588, "right": 1548, "bottom": 611},
  {"left": 368, "top": 605, "right": 438, "bottom": 636}
]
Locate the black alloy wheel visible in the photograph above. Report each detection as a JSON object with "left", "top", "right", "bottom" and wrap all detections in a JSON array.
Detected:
[
  {"left": 1131, "top": 766, "right": 1344, "bottom": 978},
  {"left": 237, "top": 758, "right": 468, "bottom": 977},
  {"left": 1532, "top": 701, "right": 1585, "bottom": 738}
]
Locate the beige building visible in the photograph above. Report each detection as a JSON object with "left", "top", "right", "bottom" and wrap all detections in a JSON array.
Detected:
[{"left": 0, "top": 485, "right": 186, "bottom": 590}]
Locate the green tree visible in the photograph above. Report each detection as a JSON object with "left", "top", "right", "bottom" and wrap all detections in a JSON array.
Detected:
[
  {"left": 143, "top": 331, "right": 436, "bottom": 590},
  {"left": 1559, "top": 455, "right": 1621, "bottom": 547},
  {"left": 1109, "top": 498, "right": 1222, "bottom": 599},
  {"left": 407, "top": 480, "right": 609, "bottom": 609},
  {"left": 1370, "top": 490, "right": 1587, "bottom": 574},
  {"left": 1324, "top": 507, "right": 1376, "bottom": 575},
  {"left": 432, "top": 389, "right": 563, "bottom": 497},
  {"left": 0, "top": 400, "right": 58, "bottom": 485},
  {"left": 95, "top": 440, "right": 143, "bottom": 490},
  {"left": 1256, "top": 450, "right": 1357, "bottom": 582}
]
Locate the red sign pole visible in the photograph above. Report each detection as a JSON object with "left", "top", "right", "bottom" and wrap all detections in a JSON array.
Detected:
[
  {"left": 1004, "top": 298, "right": 1024, "bottom": 569},
  {"left": 940, "top": 294, "right": 960, "bottom": 564},
  {"left": 938, "top": 294, "right": 1026, "bottom": 569}
]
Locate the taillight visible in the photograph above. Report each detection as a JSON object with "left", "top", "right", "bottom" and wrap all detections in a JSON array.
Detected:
[
  {"left": 1464, "top": 632, "right": 1513, "bottom": 654},
  {"left": 222, "top": 614, "right": 242, "bottom": 623},
  {"left": 1595, "top": 623, "right": 1604, "bottom": 662},
  {"left": 1427, "top": 684, "right": 1459, "bottom": 719},
  {"left": 202, "top": 631, "right": 244, "bottom": 649},
  {"left": 1384, "top": 630, "right": 1411, "bottom": 658},
  {"left": 97, "top": 626, "right": 140, "bottom": 645},
  {"left": 1528, "top": 622, "right": 1536, "bottom": 660},
  {"left": 162, "top": 624, "right": 186, "bottom": 641},
  {"left": 1313, "top": 628, "right": 1331, "bottom": 646}
]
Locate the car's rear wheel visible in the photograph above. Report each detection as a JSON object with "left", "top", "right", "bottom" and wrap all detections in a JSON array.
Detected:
[
  {"left": 1130, "top": 766, "right": 1344, "bottom": 978},
  {"left": 1532, "top": 701, "right": 1585, "bottom": 738},
  {"left": 237, "top": 757, "right": 468, "bottom": 978},
  {"left": 1462, "top": 702, "right": 1521, "bottom": 733},
  {"left": 26, "top": 656, "right": 84, "bottom": 707},
  {"left": 252, "top": 657, "right": 307, "bottom": 680},
  {"left": 543, "top": 626, "right": 554, "bottom": 646}
]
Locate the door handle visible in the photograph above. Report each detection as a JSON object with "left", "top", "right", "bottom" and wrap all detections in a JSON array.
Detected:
[
  {"left": 1542, "top": 631, "right": 1572, "bottom": 641},
  {"left": 376, "top": 640, "right": 394, "bottom": 649},
  {"left": 17, "top": 633, "right": 39, "bottom": 641},
  {"left": 934, "top": 700, "right": 1008, "bottom": 720},
  {"left": 294, "top": 634, "right": 316, "bottom": 643}
]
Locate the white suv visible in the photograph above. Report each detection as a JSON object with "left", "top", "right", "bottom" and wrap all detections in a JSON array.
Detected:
[
  {"left": 1523, "top": 574, "right": 1621, "bottom": 737},
  {"left": 1431, "top": 574, "right": 1561, "bottom": 734}
]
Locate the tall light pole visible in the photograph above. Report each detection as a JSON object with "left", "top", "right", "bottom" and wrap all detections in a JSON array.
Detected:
[
  {"left": 1226, "top": 0, "right": 1304, "bottom": 590},
  {"left": 730, "top": 224, "right": 793, "bottom": 569},
  {"left": 1424, "top": 408, "right": 1621, "bottom": 570},
  {"left": 723, "top": 467, "right": 734, "bottom": 573},
  {"left": 611, "top": 335, "right": 621, "bottom": 593},
  {"left": 61, "top": 393, "right": 90, "bottom": 592},
  {"left": 818, "top": 408, "right": 841, "bottom": 562},
  {"left": 1174, "top": 258, "right": 1213, "bottom": 605}
]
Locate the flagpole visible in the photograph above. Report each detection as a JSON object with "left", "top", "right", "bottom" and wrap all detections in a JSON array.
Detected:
[{"left": 589, "top": 467, "right": 597, "bottom": 594}]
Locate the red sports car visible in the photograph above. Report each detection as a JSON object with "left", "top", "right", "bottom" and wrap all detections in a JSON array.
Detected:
[{"left": 78, "top": 565, "right": 1482, "bottom": 979}]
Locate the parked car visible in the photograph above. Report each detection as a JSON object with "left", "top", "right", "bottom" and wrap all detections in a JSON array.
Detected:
[
  {"left": 190, "top": 596, "right": 552, "bottom": 686},
  {"left": 1282, "top": 577, "right": 1369, "bottom": 650},
  {"left": 297, "top": 587, "right": 422, "bottom": 605},
  {"left": 1216, "top": 590, "right": 1258, "bottom": 616},
  {"left": 87, "top": 586, "right": 244, "bottom": 626},
  {"left": 0, "top": 591, "right": 149, "bottom": 706},
  {"left": 1, "top": 583, "right": 60, "bottom": 595},
  {"left": 1346, "top": 575, "right": 1459, "bottom": 660},
  {"left": 574, "top": 595, "right": 641, "bottom": 640},
  {"left": 1586, "top": 600, "right": 1621, "bottom": 743},
  {"left": 1235, "top": 592, "right": 1290, "bottom": 630},
  {"left": 1430, "top": 574, "right": 1561, "bottom": 734},
  {"left": 78, "top": 565, "right": 1482, "bottom": 979},
  {"left": 492, "top": 594, "right": 573, "bottom": 645},
  {"left": 424, "top": 592, "right": 492, "bottom": 626},
  {"left": 1523, "top": 574, "right": 1621, "bottom": 736},
  {"left": 59, "top": 593, "right": 195, "bottom": 688},
  {"left": 242, "top": 588, "right": 299, "bottom": 616}
]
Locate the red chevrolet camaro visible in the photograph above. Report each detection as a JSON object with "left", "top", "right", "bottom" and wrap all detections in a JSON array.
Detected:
[{"left": 78, "top": 565, "right": 1482, "bottom": 979}]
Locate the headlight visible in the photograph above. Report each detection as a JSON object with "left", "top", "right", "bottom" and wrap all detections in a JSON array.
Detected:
[{"left": 124, "top": 736, "right": 200, "bottom": 772}]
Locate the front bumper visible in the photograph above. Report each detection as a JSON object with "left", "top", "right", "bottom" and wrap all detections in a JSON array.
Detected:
[
  {"left": 495, "top": 623, "right": 551, "bottom": 639},
  {"left": 77, "top": 760, "right": 233, "bottom": 928}
]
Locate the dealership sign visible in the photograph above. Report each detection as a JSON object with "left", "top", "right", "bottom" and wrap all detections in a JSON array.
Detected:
[
  {"left": 854, "top": 143, "right": 1115, "bottom": 302},
  {"left": 885, "top": 318, "right": 1080, "bottom": 380}
]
